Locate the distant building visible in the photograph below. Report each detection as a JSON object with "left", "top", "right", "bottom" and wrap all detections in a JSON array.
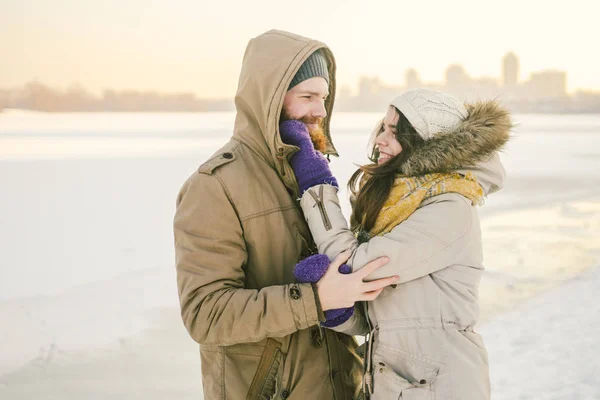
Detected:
[
  {"left": 502, "top": 52, "right": 519, "bottom": 88},
  {"left": 525, "top": 70, "right": 567, "bottom": 99},
  {"left": 405, "top": 69, "right": 421, "bottom": 89},
  {"left": 0, "top": 89, "right": 9, "bottom": 111},
  {"left": 445, "top": 65, "right": 471, "bottom": 87},
  {"left": 443, "top": 64, "right": 500, "bottom": 102},
  {"left": 356, "top": 76, "right": 402, "bottom": 110},
  {"left": 574, "top": 90, "right": 600, "bottom": 112}
]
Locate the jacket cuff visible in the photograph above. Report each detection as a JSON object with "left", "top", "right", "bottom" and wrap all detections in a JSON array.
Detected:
[
  {"left": 310, "top": 283, "right": 326, "bottom": 322},
  {"left": 289, "top": 283, "right": 320, "bottom": 329},
  {"left": 329, "top": 304, "right": 368, "bottom": 335}
]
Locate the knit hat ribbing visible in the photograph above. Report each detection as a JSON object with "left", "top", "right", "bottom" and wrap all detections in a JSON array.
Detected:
[{"left": 289, "top": 50, "right": 329, "bottom": 90}]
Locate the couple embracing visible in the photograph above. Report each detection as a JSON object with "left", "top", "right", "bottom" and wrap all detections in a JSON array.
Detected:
[{"left": 174, "top": 29, "right": 511, "bottom": 400}]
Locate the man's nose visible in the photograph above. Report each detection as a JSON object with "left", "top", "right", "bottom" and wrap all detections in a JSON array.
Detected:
[{"left": 313, "top": 101, "right": 327, "bottom": 119}]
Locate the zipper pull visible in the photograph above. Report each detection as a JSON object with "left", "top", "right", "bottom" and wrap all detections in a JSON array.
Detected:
[
  {"left": 307, "top": 186, "right": 332, "bottom": 231},
  {"left": 277, "top": 148, "right": 286, "bottom": 176}
]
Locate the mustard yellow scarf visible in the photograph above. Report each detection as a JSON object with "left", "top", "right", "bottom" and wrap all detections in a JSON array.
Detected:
[{"left": 368, "top": 172, "right": 484, "bottom": 237}]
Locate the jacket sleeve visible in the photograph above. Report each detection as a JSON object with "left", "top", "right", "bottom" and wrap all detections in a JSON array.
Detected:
[
  {"left": 299, "top": 184, "right": 472, "bottom": 284},
  {"left": 174, "top": 173, "right": 321, "bottom": 346},
  {"left": 328, "top": 302, "right": 370, "bottom": 336}
]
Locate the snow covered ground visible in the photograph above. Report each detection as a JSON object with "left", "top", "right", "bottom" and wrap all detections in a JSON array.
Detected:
[
  {"left": 481, "top": 264, "right": 600, "bottom": 400},
  {"left": 1, "top": 111, "right": 599, "bottom": 399}
]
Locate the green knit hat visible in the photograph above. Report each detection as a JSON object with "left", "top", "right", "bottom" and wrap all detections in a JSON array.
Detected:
[{"left": 288, "top": 50, "right": 329, "bottom": 90}]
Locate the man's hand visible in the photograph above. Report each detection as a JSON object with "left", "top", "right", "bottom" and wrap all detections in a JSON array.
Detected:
[{"left": 317, "top": 250, "right": 398, "bottom": 311}]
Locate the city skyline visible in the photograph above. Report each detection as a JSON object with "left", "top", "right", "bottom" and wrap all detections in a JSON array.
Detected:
[
  {"left": 4, "top": 51, "right": 600, "bottom": 114},
  {"left": 2, "top": 0, "right": 600, "bottom": 98},
  {"left": 345, "top": 52, "right": 571, "bottom": 98},
  {"left": 1, "top": 50, "right": 598, "bottom": 100},
  {"left": 338, "top": 52, "right": 599, "bottom": 113},
  {"left": 1, "top": 51, "right": 595, "bottom": 98}
]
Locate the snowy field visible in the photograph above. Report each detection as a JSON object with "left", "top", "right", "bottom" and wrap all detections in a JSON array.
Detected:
[{"left": 1, "top": 111, "right": 599, "bottom": 399}]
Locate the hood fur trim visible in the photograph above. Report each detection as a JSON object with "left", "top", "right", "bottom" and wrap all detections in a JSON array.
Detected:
[{"left": 401, "top": 100, "right": 512, "bottom": 176}]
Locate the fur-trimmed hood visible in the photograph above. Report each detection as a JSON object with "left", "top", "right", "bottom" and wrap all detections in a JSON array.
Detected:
[{"left": 400, "top": 100, "right": 512, "bottom": 195}]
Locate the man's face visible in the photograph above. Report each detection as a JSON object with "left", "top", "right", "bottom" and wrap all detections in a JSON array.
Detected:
[{"left": 281, "top": 77, "right": 329, "bottom": 152}]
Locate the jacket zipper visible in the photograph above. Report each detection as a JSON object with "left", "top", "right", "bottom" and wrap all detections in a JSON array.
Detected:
[
  {"left": 308, "top": 185, "right": 332, "bottom": 231},
  {"left": 363, "top": 301, "right": 376, "bottom": 397}
]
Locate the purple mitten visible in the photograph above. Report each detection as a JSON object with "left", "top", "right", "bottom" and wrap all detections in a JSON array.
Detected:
[
  {"left": 279, "top": 120, "right": 338, "bottom": 194},
  {"left": 293, "top": 254, "right": 354, "bottom": 327},
  {"left": 321, "top": 307, "right": 354, "bottom": 328}
]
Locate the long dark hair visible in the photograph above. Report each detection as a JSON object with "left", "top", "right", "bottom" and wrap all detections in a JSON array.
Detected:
[{"left": 348, "top": 107, "right": 425, "bottom": 233}]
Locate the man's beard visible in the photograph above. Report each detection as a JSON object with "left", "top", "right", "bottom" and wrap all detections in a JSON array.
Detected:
[{"left": 281, "top": 108, "right": 328, "bottom": 153}]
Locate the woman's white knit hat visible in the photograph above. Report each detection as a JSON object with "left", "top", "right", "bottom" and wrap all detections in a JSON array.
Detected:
[{"left": 390, "top": 88, "right": 468, "bottom": 140}]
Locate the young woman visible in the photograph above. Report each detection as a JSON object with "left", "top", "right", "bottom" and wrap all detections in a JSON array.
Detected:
[{"left": 279, "top": 88, "right": 512, "bottom": 399}]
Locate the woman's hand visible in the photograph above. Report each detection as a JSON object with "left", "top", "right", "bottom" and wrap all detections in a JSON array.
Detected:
[
  {"left": 317, "top": 251, "right": 399, "bottom": 311},
  {"left": 279, "top": 120, "right": 313, "bottom": 148}
]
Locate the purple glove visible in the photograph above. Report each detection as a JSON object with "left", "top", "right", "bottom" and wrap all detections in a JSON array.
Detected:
[
  {"left": 293, "top": 253, "right": 354, "bottom": 328},
  {"left": 279, "top": 120, "right": 338, "bottom": 194}
]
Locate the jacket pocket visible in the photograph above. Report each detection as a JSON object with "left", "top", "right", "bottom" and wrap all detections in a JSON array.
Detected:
[
  {"left": 372, "top": 345, "right": 439, "bottom": 400},
  {"left": 373, "top": 362, "right": 436, "bottom": 400},
  {"left": 245, "top": 338, "right": 283, "bottom": 400}
]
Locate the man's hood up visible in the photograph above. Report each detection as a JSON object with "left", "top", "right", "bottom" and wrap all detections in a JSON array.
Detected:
[{"left": 232, "top": 30, "right": 338, "bottom": 190}]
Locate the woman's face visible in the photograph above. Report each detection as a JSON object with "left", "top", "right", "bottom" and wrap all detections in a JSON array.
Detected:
[{"left": 375, "top": 106, "right": 403, "bottom": 164}]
